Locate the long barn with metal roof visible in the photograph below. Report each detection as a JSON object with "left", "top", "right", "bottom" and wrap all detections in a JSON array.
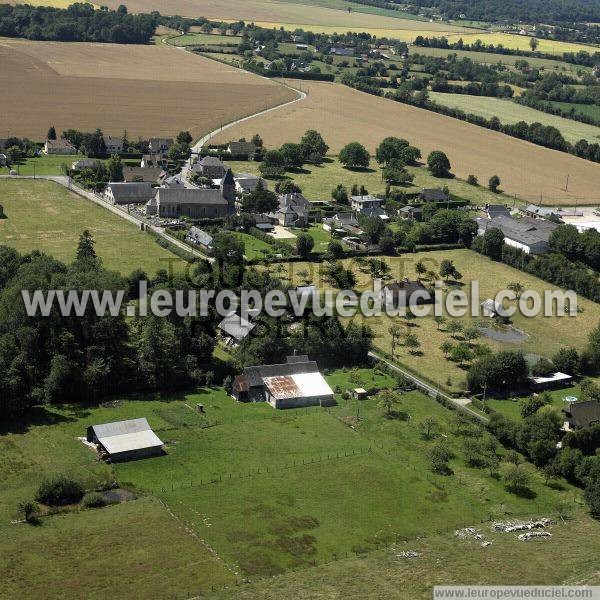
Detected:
[{"left": 86, "top": 418, "right": 164, "bottom": 462}]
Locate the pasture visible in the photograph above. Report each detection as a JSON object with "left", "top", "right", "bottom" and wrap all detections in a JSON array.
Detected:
[
  {"left": 212, "top": 81, "right": 600, "bottom": 205},
  {"left": 429, "top": 93, "right": 600, "bottom": 144},
  {"left": 0, "top": 376, "right": 579, "bottom": 594},
  {"left": 0, "top": 180, "right": 185, "bottom": 275},
  {"left": 0, "top": 38, "right": 296, "bottom": 140},
  {"left": 270, "top": 249, "right": 600, "bottom": 392},
  {"left": 548, "top": 101, "right": 600, "bottom": 122}
]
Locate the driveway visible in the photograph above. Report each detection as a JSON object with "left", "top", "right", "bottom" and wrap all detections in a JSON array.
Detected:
[{"left": 269, "top": 225, "right": 297, "bottom": 240}]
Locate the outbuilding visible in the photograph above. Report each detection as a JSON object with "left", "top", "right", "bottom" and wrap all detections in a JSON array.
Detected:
[{"left": 86, "top": 418, "right": 164, "bottom": 462}]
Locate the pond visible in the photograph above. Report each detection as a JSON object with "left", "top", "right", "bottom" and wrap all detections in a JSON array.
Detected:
[{"left": 478, "top": 325, "right": 529, "bottom": 343}]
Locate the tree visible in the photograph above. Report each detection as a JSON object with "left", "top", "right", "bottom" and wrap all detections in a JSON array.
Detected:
[
  {"left": 404, "top": 332, "right": 420, "bottom": 354},
  {"left": 502, "top": 463, "right": 532, "bottom": 494},
  {"left": 36, "top": 475, "right": 84, "bottom": 505},
  {"left": 259, "top": 149, "right": 286, "bottom": 177},
  {"left": 415, "top": 260, "right": 427, "bottom": 280},
  {"left": 296, "top": 233, "right": 314, "bottom": 258},
  {"left": 482, "top": 227, "right": 505, "bottom": 260},
  {"left": 339, "top": 142, "right": 370, "bottom": 169},
  {"left": 549, "top": 224, "right": 581, "bottom": 261},
  {"left": 275, "top": 180, "right": 302, "bottom": 195},
  {"left": 529, "top": 37, "right": 539, "bottom": 52},
  {"left": 279, "top": 143, "right": 304, "bottom": 169},
  {"left": 447, "top": 320, "right": 463, "bottom": 339},
  {"left": 439, "top": 259, "right": 460, "bottom": 282},
  {"left": 76, "top": 230, "right": 97, "bottom": 262},
  {"left": 300, "top": 130, "right": 328, "bottom": 161},
  {"left": 106, "top": 154, "right": 123, "bottom": 182},
  {"left": 430, "top": 442, "right": 452, "bottom": 474},
  {"left": 450, "top": 343, "right": 473, "bottom": 366},
  {"left": 507, "top": 281, "right": 524, "bottom": 299},
  {"left": 17, "top": 500, "right": 39, "bottom": 524},
  {"left": 420, "top": 416, "right": 438, "bottom": 440},
  {"left": 427, "top": 150, "right": 451, "bottom": 177},
  {"left": 241, "top": 180, "right": 279, "bottom": 214},
  {"left": 467, "top": 351, "right": 529, "bottom": 393},
  {"left": 378, "top": 389, "right": 398, "bottom": 417},
  {"left": 47, "top": 126, "right": 57, "bottom": 140},
  {"left": 331, "top": 183, "right": 349, "bottom": 204},
  {"left": 375, "top": 136, "right": 409, "bottom": 165},
  {"left": 488, "top": 174, "right": 501, "bottom": 192},
  {"left": 467, "top": 174, "right": 478, "bottom": 186},
  {"left": 382, "top": 158, "right": 414, "bottom": 185},
  {"left": 176, "top": 131, "right": 192, "bottom": 146},
  {"left": 327, "top": 240, "right": 344, "bottom": 259},
  {"left": 251, "top": 133, "right": 263, "bottom": 147},
  {"left": 584, "top": 478, "right": 600, "bottom": 517},
  {"left": 399, "top": 145, "right": 421, "bottom": 166},
  {"left": 521, "top": 394, "right": 550, "bottom": 418},
  {"left": 434, "top": 316, "right": 447, "bottom": 331},
  {"left": 553, "top": 347, "right": 580, "bottom": 376}
]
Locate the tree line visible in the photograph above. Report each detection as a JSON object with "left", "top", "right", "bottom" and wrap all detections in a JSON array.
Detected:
[{"left": 0, "top": 3, "right": 157, "bottom": 44}]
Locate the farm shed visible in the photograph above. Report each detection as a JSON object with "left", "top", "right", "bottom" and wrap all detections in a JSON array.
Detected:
[
  {"left": 529, "top": 371, "right": 573, "bottom": 391},
  {"left": 86, "top": 418, "right": 164, "bottom": 462}
]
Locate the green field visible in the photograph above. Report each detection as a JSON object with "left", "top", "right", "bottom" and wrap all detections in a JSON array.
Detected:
[
  {"left": 168, "top": 32, "right": 242, "bottom": 46},
  {"left": 234, "top": 231, "right": 274, "bottom": 260},
  {"left": 224, "top": 158, "right": 514, "bottom": 206},
  {"left": 0, "top": 370, "right": 583, "bottom": 596},
  {"left": 272, "top": 249, "right": 600, "bottom": 393},
  {"left": 0, "top": 180, "right": 184, "bottom": 275},
  {"left": 429, "top": 93, "right": 600, "bottom": 144},
  {"left": 547, "top": 101, "right": 600, "bottom": 122},
  {"left": 0, "top": 154, "right": 81, "bottom": 176}
]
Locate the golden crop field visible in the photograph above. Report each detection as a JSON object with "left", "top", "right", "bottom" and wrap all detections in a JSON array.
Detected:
[
  {"left": 0, "top": 38, "right": 296, "bottom": 140},
  {"left": 212, "top": 81, "right": 600, "bottom": 204}
]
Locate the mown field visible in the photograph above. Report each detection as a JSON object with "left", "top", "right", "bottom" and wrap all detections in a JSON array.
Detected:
[
  {"left": 548, "top": 101, "right": 600, "bottom": 122},
  {"left": 213, "top": 81, "right": 600, "bottom": 205},
  {"left": 271, "top": 249, "right": 600, "bottom": 392},
  {"left": 0, "top": 38, "right": 296, "bottom": 140},
  {"left": 429, "top": 93, "right": 600, "bottom": 144},
  {"left": 0, "top": 180, "right": 185, "bottom": 275},
  {"left": 0, "top": 371, "right": 585, "bottom": 597}
]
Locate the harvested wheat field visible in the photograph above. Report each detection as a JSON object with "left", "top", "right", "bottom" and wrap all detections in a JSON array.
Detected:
[
  {"left": 212, "top": 81, "right": 600, "bottom": 205},
  {"left": 0, "top": 38, "right": 296, "bottom": 140}
]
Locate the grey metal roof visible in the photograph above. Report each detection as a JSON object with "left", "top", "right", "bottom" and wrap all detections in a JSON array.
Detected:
[
  {"left": 243, "top": 356, "right": 319, "bottom": 387},
  {"left": 351, "top": 195, "right": 380, "bottom": 204},
  {"left": 218, "top": 313, "right": 255, "bottom": 341},
  {"left": 477, "top": 215, "right": 558, "bottom": 247},
  {"left": 187, "top": 227, "right": 213, "bottom": 247},
  {"left": 156, "top": 188, "right": 227, "bottom": 205},
  {"left": 89, "top": 418, "right": 163, "bottom": 455}
]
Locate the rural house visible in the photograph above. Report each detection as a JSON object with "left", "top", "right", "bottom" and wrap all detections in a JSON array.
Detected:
[
  {"left": 186, "top": 226, "right": 213, "bottom": 251},
  {"left": 104, "top": 182, "right": 155, "bottom": 205},
  {"left": 43, "top": 139, "right": 76, "bottom": 155},
  {"left": 476, "top": 214, "right": 558, "bottom": 254},
  {"left": 103, "top": 135, "right": 124, "bottom": 154},
  {"left": 351, "top": 195, "right": 382, "bottom": 213},
  {"left": 232, "top": 355, "right": 335, "bottom": 409},
  {"left": 71, "top": 158, "right": 99, "bottom": 171},
  {"left": 193, "top": 156, "right": 226, "bottom": 179},
  {"left": 481, "top": 298, "right": 504, "bottom": 318},
  {"left": 146, "top": 172, "right": 235, "bottom": 218},
  {"left": 419, "top": 188, "right": 449, "bottom": 203},
  {"left": 253, "top": 213, "right": 276, "bottom": 232},
  {"left": 563, "top": 400, "right": 600, "bottom": 431},
  {"left": 322, "top": 212, "right": 360, "bottom": 235},
  {"left": 227, "top": 140, "right": 257, "bottom": 158},
  {"left": 330, "top": 47, "right": 354, "bottom": 56},
  {"left": 141, "top": 154, "right": 167, "bottom": 169},
  {"left": 218, "top": 313, "right": 256, "bottom": 346},
  {"left": 362, "top": 206, "right": 389, "bottom": 220},
  {"left": 86, "top": 418, "right": 164, "bottom": 462},
  {"left": 520, "top": 204, "right": 560, "bottom": 220},
  {"left": 123, "top": 166, "right": 162, "bottom": 183},
  {"left": 399, "top": 205, "right": 423, "bottom": 221},
  {"left": 148, "top": 138, "right": 173, "bottom": 154},
  {"left": 380, "top": 279, "right": 433, "bottom": 309},
  {"left": 272, "top": 193, "right": 310, "bottom": 227},
  {"left": 235, "top": 173, "right": 264, "bottom": 194},
  {"left": 486, "top": 204, "right": 511, "bottom": 219}
]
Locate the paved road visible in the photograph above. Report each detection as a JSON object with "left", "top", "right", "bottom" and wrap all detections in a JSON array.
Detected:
[{"left": 368, "top": 350, "right": 488, "bottom": 423}]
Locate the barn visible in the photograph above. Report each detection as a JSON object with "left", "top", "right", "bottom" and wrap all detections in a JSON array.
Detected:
[{"left": 86, "top": 418, "right": 164, "bottom": 462}]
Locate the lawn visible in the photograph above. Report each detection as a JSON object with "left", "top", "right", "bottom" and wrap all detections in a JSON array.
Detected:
[
  {"left": 224, "top": 158, "right": 514, "bottom": 206},
  {"left": 429, "top": 93, "right": 600, "bottom": 144},
  {"left": 234, "top": 231, "right": 274, "bottom": 260},
  {"left": 288, "top": 225, "right": 332, "bottom": 253},
  {"left": 0, "top": 154, "right": 81, "bottom": 176},
  {"left": 271, "top": 249, "right": 600, "bottom": 393},
  {"left": 0, "top": 179, "right": 185, "bottom": 275},
  {"left": 0, "top": 379, "right": 578, "bottom": 594}
]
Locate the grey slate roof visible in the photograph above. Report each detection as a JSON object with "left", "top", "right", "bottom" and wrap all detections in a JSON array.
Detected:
[
  {"left": 186, "top": 227, "right": 213, "bottom": 247},
  {"left": 419, "top": 188, "right": 449, "bottom": 202},
  {"left": 228, "top": 141, "right": 257, "bottom": 155},
  {"left": 244, "top": 356, "right": 319, "bottom": 387},
  {"left": 156, "top": 188, "right": 228, "bottom": 205},
  {"left": 477, "top": 214, "right": 558, "bottom": 248},
  {"left": 107, "top": 182, "right": 154, "bottom": 203},
  {"left": 487, "top": 204, "right": 511, "bottom": 219},
  {"left": 564, "top": 400, "right": 600, "bottom": 429},
  {"left": 199, "top": 156, "right": 225, "bottom": 167},
  {"left": 123, "top": 166, "right": 162, "bottom": 183}
]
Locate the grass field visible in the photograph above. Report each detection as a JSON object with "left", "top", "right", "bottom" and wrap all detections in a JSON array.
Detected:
[
  {"left": 169, "top": 32, "right": 242, "bottom": 46},
  {"left": 213, "top": 81, "right": 600, "bottom": 205},
  {"left": 548, "top": 101, "right": 600, "bottom": 122},
  {"left": 271, "top": 249, "right": 600, "bottom": 392},
  {"left": 0, "top": 376, "right": 584, "bottom": 595},
  {"left": 224, "top": 158, "right": 516, "bottom": 206},
  {"left": 0, "top": 180, "right": 185, "bottom": 274},
  {"left": 0, "top": 154, "right": 80, "bottom": 176},
  {"left": 429, "top": 93, "right": 600, "bottom": 144},
  {"left": 234, "top": 231, "right": 274, "bottom": 260},
  {"left": 0, "top": 38, "right": 296, "bottom": 140}
]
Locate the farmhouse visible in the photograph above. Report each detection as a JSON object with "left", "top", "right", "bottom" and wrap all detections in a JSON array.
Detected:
[
  {"left": 486, "top": 204, "right": 511, "bottom": 219},
  {"left": 141, "top": 154, "right": 167, "bottom": 168},
  {"left": 43, "top": 139, "right": 75, "bottom": 155},
  {"left": 253, "top": 213, "right": 276, "bottom": 232},
  {"left": 148, "top": 138, "right": 173, "bottom": 154},
  {"left": 147, "top": 173, "right": 235, "bottom": 218},
  {"left": 193, "top": 156, "right": 226, "bottom": 179},
  {"left": 323, "top": 212, "right": 360, "bottom": 234},
  {"left": 521, "top": 204, "right": 560, "bottom": 220},
  {"left": 362, "top": 206, "right": 389, "bottom": 220},
  {"left": 86, "top": 418, "right": 164, "bottom": 462},
  {"left": 272, "top": 193, "right": 310, "bottom": 227},
  {"left": 235, "top": 173, "right": 264, "bottom": 194},
  {"left": 104, "top": 182, "right": 155, "bottom": 205},
  {"left": 186, "top": 226, "right": 213, "bottom": 251},
  {"left": 232, "top": 355, "right": 335, "bottom": 409},
  {"left": 71, "top": 158, "right": 99, "bottom": 171},
  {"left": 103, "top": 135, "right": 124, "bottom": 154},
  {"left": 330, "top": 47, "right": 354, "bottom": 56},
  {"left": 399, "top": 205, "right": 423, "bottom": 221},
  {"left": 563, "top": 400, "right": 600, "bottom": 431},
  {"left": 351, "top": 195, "right": 382, "bottom": 213},
  {"left": 476, "top": 214, "right": 558, "bottom": 255},
  {"left": 227, "top": 140, "right": 257, "bottom": 158},
  {"left": 419, "top": 188, "right": 449, "bottom": 203},
  {"left": 218, "top": 313, "right": 256, "bottom": 346},
  {"left": 380, "top": 279, "right": 433, "bottom": 309},
  {"left": 123, "top": 166, "right": 162, "bottom": 183}
]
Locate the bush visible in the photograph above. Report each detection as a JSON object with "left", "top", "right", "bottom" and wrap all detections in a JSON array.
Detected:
[
  {"left": 36, "top": 475, "right": 85, "bottom": 506},
  {"left": 83, "top": 492, "right": 107, "bottom": 509}
]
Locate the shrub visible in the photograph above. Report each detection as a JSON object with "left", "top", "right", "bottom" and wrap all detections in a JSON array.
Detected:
[
  {"left": 36, "top": 475, "right": 84, "bottom": 506},
  {"left": 83, "top": 492, "right": 107, "bottom": 508}
]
